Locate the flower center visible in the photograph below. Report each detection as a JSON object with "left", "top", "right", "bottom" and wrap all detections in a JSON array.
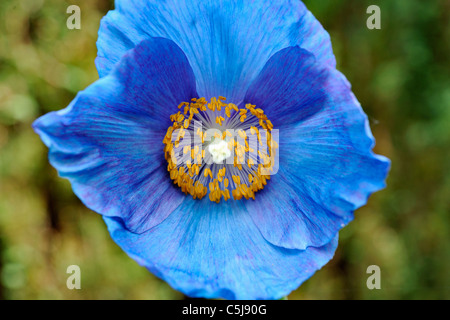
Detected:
[
  {"left": 162, "top": 97, "right": 278, "bottom": 203},
  {"left": 208, "top": 138, "right": 231, "bottom": 164}
]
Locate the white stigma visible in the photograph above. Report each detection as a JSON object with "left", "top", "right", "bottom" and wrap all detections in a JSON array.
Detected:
[{"left": 208, "top": 138, "right": 231, "bottom": 164}]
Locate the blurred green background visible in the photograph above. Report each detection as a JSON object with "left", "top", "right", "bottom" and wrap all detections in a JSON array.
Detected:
[{"left": 0, "top": 0, "right": 449, "bottom": 300}]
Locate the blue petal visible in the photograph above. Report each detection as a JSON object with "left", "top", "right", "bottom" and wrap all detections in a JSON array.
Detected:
[
  {"left": 96, "top": 0, "right": 335, "bottom": 103},
  {"left": 243, "top": 47, "right": 391, "bottom": 250},
  {"left": 104, "top": 199, "right": 339, "bottom": 300},
  {"left": 33, "top": 38, "right": 198, "bottom": 234}
]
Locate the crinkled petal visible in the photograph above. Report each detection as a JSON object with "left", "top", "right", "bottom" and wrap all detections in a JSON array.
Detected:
[
  {"left": 96, "top": 0, "right": 335, "bottom": 103},
  {"left": 104, "top": 198, "right": 339, "bottom": 300},
  {"left": 243, "top": 46, "right": 390, "bottom": 249},
  {"left": 33, "top": 38, "right": 198, "bottom": 234}
]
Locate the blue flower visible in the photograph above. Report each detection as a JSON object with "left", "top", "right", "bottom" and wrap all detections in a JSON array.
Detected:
[{"left": 33, "top": 0, "right": 390, "bottom": 299}]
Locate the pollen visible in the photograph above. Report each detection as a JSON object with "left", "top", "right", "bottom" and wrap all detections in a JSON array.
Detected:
[{"left": 163, "top": 96, "right": 277, "bottom": 203}]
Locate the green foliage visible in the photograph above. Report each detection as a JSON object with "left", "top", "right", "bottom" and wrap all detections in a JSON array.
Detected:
[{"left": 0, "top": 0, "right": 448, "bottom": 299}]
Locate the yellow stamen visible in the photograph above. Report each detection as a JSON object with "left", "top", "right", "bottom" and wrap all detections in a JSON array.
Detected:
[{"left": 164, "top": 96, "right": 275, "bottom": 202}]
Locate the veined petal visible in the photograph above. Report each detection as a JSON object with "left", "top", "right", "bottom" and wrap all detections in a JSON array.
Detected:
[
  {"left": 243, "top": 167, "right": 348, "bottom": 250},
  {"left": 244, "top": 46, "right": 390, "bottom": 249},
  {"left": 33, "top": 38, "right": 198, "bottom": 234},
  {"left": 96, "top": 0, "right": 335, "bottom": 103},
  {"left": 104, "top": 199, "right": 338, "bottom": 300}
]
